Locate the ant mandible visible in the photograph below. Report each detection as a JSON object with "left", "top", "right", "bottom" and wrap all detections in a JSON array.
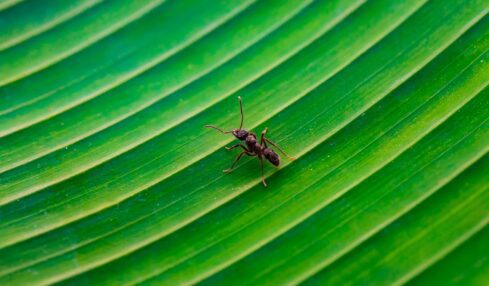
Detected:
[{"left": 205, "top": 96, "right": 294, "bottom": 187}]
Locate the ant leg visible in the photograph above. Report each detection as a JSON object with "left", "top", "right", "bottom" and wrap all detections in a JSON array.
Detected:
[
  {"left": 225, "top": 144, "right": 248, "bottom": 151},
  {"left": 265, "top": 138, "right": 295, "bottom": 159},
  {"left": 259, "top": 156, "right": 267, "bottom": 187},
  {"left": 261, "top": 127, "right": 296, "bottom": 160},
  {"left": 223, "top": 151, "right": 253, "bottom": 173},
  {"left": 260, "top": 127, "right": 269, "bottom": 146}
]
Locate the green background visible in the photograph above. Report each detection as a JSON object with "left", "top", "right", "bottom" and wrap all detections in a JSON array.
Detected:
[{"left": 0, "top": 0, "right": 488, "bottom": 285}]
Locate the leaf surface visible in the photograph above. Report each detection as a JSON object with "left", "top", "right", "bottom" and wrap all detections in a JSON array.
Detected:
[{"left": 0, "top": 0, "right": 487, "bottom": 285}]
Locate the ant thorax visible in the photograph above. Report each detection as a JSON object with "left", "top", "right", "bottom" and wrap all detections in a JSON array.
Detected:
[
  {"left": 245, "top": 133, "right": 256, "bottom": 145},
  {"left": 245, "top": 133, "right": 260, "bottom": 153}
]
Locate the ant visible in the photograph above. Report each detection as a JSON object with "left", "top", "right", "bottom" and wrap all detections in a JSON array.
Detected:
[{"left": 205, "top": 96, "right": 294, "bottom": 187}]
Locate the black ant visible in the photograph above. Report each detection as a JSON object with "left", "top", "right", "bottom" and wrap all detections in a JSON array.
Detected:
[{"left": 205, "top": 96, "right": 294, "bottom": 187}]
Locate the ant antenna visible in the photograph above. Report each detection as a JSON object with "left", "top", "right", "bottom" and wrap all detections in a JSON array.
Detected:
[
  {"left": 238, "top": 96, "right": 244, "bottom": 129},
  {"left": 204, "top": 96, "right": 243, "bottom": 133},
  {"left": 204, "top": 125, "right": 232, "bottom": 134}
]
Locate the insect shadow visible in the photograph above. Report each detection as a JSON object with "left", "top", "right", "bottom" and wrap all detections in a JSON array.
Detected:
[{"left": 205, "top": 96, "right": 295, "bottom": 187}]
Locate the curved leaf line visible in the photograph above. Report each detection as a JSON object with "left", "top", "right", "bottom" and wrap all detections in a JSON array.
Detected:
[
  {"left": 0, "top": 0, "right": 390, "bottom": 225},
  {"left": 0, "top": 2, "right": 413, "bottom": 248},
  {"left": 254, "top": 119, "right": 489, "bottom": 285},
  {"left": 0, "top": 0, "right": 166, "bottom": 87},
  {"left": 0, "top": 1, "right": 371, "bottom": 272},
  {"left": 0, "top": 0, "right": 428, "bottom": 274},
  {"left": 0, "top": 0, "right": 285, "bottom": 117},
  {"left": 0, "top": 3, "right": 484, "bottom": 284},
  {"left": 301, "top": 161, "right": 489, "bottom": 285},
  {"left": 37, "top": 4, "right": 484, "bottom": 282},
  {"left": 0, "top": 68, "right": 93, "bottom": 116},
  {"left": 357, "top": 190, "right": 489, "bottom": 285},
  {"left": 0, "top": 0, "right": 103, "bottom": 51},
  {"left": 394, "top": 209, "right": 489, "bottom": 285},
  {"left": 403, "top": 222, "right": 489, "bottom": 285},
  {"left": 0, "top": 0, "right": 23, "bottom": 12},
  {"left": 0, "top": 0, "right": 468, "bottom": 262},
  {"left": 135, "top": 91, "right": 481, "bottom": 285},
  {"left": 0, "top": 0, "right": 489, "bottom": 284},
  {"left": 0, "top": 0, "right": 321, "bottom": 176},
  {"left": 0, "top": 0, "right": 254, "bottom": 137},
  {"left": 146, "top": 21, "right": 489, "bottom": 280},
  {"left": 0, "top": 0, "right": 367, "bottom": 212},
  {"left": 235, "top": 46, "right": 489, "bottom": 283},
  {"left": 141, "top": 54, "right": 488, "bottom": 285},
  {"left": 133, "top": 25, "right": 489, "bottom": 284}
]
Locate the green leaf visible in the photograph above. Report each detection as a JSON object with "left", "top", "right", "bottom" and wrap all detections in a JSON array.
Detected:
[{"left": 0, "top": 0, "right": 487, "bottom": 285}]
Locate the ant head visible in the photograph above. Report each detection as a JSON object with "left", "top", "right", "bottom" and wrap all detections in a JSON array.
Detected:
[
  {"left": 245, "top": 133, "right": 257, "bottom": 145},
  {"left": 232, "top": 129, "right": 248, "bottom": 140}
]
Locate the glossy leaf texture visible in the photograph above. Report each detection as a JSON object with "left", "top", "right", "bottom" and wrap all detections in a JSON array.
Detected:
[{"left": 0, "top": 0, "right": 488, "bottom": 285}]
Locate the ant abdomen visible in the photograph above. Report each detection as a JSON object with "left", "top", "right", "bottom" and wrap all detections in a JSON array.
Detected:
[{"left": 264, "top": 148, "right": 280, "bottom": 166}]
